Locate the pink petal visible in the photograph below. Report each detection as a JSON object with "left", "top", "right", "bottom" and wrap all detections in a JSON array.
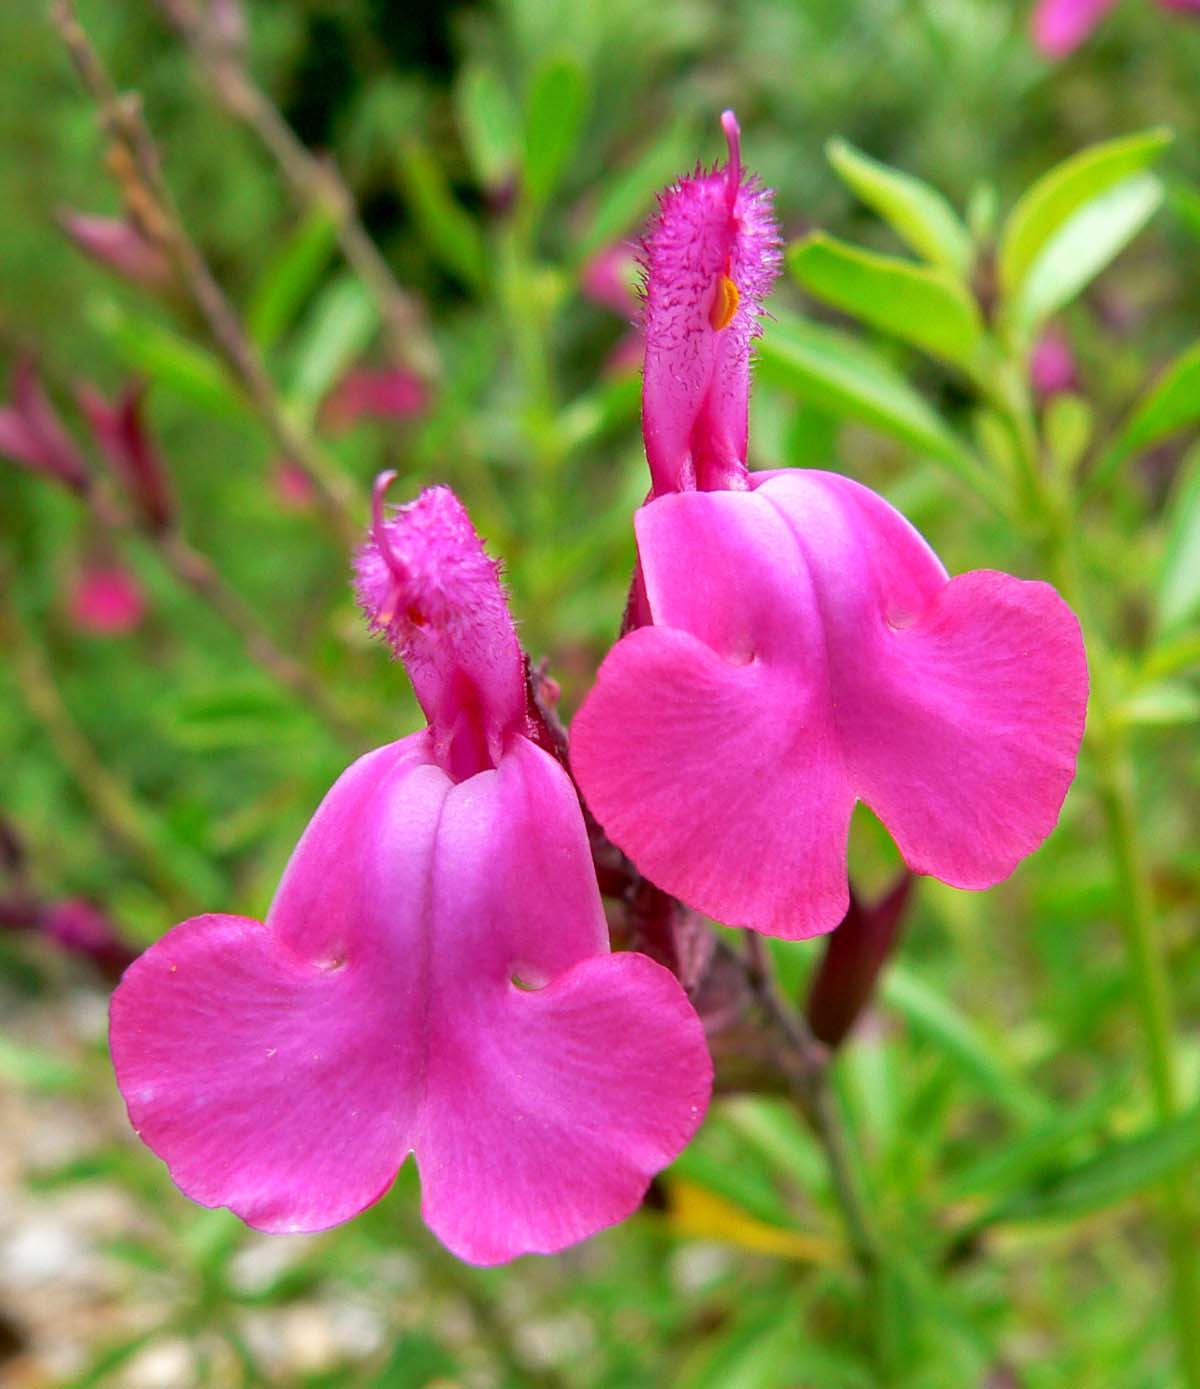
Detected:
[
  {"left": 111, "top": 735, "right": 711, "bottom": 1260},
  {"left": 68, "top": 564, "right": 147, "bottom": 636},
  {"left": 572, "top": 474, "right": 1087, "bottom": 937},
  {"left": 1031, "top": 0, "right": 1118, "bottom": 57}
]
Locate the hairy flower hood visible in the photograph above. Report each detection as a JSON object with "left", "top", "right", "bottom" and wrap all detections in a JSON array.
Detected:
[{"left": 110, "top": 482, "right": 711, "bottom": 1265}]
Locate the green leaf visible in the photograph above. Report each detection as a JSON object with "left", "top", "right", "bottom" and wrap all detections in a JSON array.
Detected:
[
  {"left": 756, "top": 311, "right": 998, "bottom": 503},
  {"left": 370, "top": 1333, "right": 458, "bottom": 1389},
  {"left": 575, "top": 117, "right": 697, "bottom": 263},
  {"left": 1157, "top": 445, "right": 1200, "bottom": 633},
  {"left": 523, "top": 54, "right": 589, "bottom": 214},
  {"left": 455, "top": 63, "right": 521, "bottom": 192},
  {"left": 1169, "top": 179, "right": 1200, "bottom": 242},
  {"left": 827, "top": 138, "right": 973, "bottom": 275},
  {"left": 1121, "top": 681, "right": 1200, "bottom": 728},
  {"left": 985, "top": 1107, "right": 1200, "bottom": 1225},
  {"left": 86, "top": 300, "right": 244, "bottom": 419},
  {"left": 788, "top": 233, "right": 989, "bottom": 374},
  {"left": 1098, "top": 340, "right": 1200, "bottom": 483},
  {"left": 881, "top": 966, "right": 1045, "bottom": 1122},
  {"left": 399, "top": 139, "right": 487, "bottom": 289},
  {"left": 1007, "top": 173, "right": 1164, "bottom": 340},
  {"left": 999, "top": 128, "right": 1173, "bottom": 299},
  {"left": 0, "top": 1036, "right": 83, "bottom": 1093},
  {"left": 246, "top": 209, "right": 338, "bottom": 353},
  {"left": 284, "top": 275, "right": 378, "bottom": 420}
]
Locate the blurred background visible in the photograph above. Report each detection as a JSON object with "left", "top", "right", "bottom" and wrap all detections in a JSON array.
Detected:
[{"left": 1, "top": 1, "right": 1199, "bottom": 1385}]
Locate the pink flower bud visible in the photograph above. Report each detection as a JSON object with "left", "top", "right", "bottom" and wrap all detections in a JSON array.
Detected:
[
  {"left": 272, "top": 458, "right": 318, "bottom": 512},
  {"left": 78, "top": 383, "right": 174, "bottom": 533},
  {"left": 43, "top": 899, "right": 138, "bottom": 980},
  {"left": 1030, "top": 327, "right": 1079, "bottom": 398},
  {"left": 58, "top": 211, "right": 172, "bottom": 290},
  {"left": 0, "top": 357, "right": 89, "bottom": 493},
  {"left": 68, "top": 563, "right": 147, "bottom": 637},
  {"left": 322, "top": 367, "right": 430, "bottom": 434},
  {"left": 582, "top": 243, "right": 640, "bottom": 316}
]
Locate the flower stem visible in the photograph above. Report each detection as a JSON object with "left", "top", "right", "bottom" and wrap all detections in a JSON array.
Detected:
[
  {"left": 1004, "top": 383, "right": 1200, "bottom": 1388},
  {"left": 742, "top": 933, "right": 882, "bottom": 1281}
]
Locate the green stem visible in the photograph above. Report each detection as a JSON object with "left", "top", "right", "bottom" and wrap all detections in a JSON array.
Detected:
[{"left": 1003, "top": 382, "right": 1200, "bottom": 1387}]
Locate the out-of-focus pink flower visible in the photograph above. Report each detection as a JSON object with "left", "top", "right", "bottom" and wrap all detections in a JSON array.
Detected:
[
  {"left": 69, "top": 563, "right": 147, "bottom": 636},
  {"left": 272, "top": 458, "right": 318, "bottom": 512},
  {"left": 77, "top": 383, "right": 174, "bottom": 533},
  {"left": 44, "top": 899, "right": 138, "bottom": 980},
  {"left": 209, "top": 0, "right": 246, "bottom": 49},
  {"left": 602, "top": 332, "right": 645, "bottom": 379},
  {"left": 322, "top": 367, "right": 430, "bottom": 434},
  {"left": 57, "top": 211, "right": 172, "bottom": 290},
  {"left": 109, "top": 477, "right": 711, "bottom": 1265},
  {"left": 0, "top": 357, "right": 89, "bottom": 493},
  {"left": 1030, "top": 327, "right": 1079, "bottom": 397},
  {"left": 1032, "top": 0, "right": 1198, "bottom": 56},
  {"left": 582, "top": 243, "right": 640, "bottom": 317},
  {"left": 570, "top": 114, "right": 1089, "bottom": 941}
]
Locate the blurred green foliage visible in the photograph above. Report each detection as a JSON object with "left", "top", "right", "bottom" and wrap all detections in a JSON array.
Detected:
[{"left": 1, "top": 0, "right": 1199, "bottom": 1385}]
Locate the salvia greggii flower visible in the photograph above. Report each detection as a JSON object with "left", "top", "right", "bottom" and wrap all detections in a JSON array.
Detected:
[
  {"left": 0, "top": 357, "right": 89, "bottom": 494},
  {"left": 570, "top": 114, "right": 1089, "bottom": 940},
  {"left": 109, "top": 478, "right": 711, "bottom": 1264},
  {"left": 322, "top": 366, "right": 430, "bottom": 434}
]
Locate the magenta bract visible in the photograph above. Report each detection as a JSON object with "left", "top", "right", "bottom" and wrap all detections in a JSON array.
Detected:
[{"left": 110, "top": 482, "right": 711, "bottom": 1264}]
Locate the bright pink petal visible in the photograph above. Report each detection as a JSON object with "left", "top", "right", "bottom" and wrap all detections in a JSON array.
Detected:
[
  {"left": 571, "top": 490, "right": 853, "bottom": 939},
  {"left": 69, "top": 564, "right": 146, "bottom": 636},
  {"left": 572, "top": 474, "right": 1087, "bottom": 937},
  {"left": 110, "top": 739, "right": 436, "bottom": 1234},
  {"left": 1031, "top": 0, "right": 1118, "bottom": 56},
  {"left": 112, "top": 735, "right": 712, "bottom": 1260}
]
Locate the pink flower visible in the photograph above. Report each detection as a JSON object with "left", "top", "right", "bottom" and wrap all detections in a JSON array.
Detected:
[
  {"left": 110, "top": 479, "right": 710, "bottom": 1264},
  {"left": 569, "top": 115, "right": 1089, "bottom": 941},
  {"left": 1030, "top": 327, "right": 1079, "bottom": 397},
  {"left": 78, "top": 382, "right": 174, "bottom": 533},
  {"left": 322, "top": 367, "right": 430, "bottom": 434},
  {"left": 1032, "top": 0, "right": 1199, "bottom": 57},
  {"left": 57, "top": 211, "right": 172, "bottom": 290},
  {"left": 43, "top": 899, "right": 138, "bottom": 980},
  {"left": 0, "top": 357, "right": 89, "bottom": 493},
  {"left": 68, "top": 563, "right": 147, "bottom": 636}
]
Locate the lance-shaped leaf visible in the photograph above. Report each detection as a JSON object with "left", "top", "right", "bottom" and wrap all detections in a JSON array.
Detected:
[
  {"left": 980, "top": 1107, "right": 1200, "bottom": 1227},
  {"left": 827, "top": 138, "right": 973, "bottom": 276},
  {"left": 523, "top": 54, "right": 589, "bottom": 215},
  {"left": 1095, "top": 340, "right": 1200, "bottom": 487},
  {"left": 788, "top": 234, "right": 990, "bottom": 376},
  {"left": 1005, "top": 173, "right": 1164, "bottom": 342},
  {"left": 755, "top": 311, "right": 998, "bottom": 504},
  {"left": 1157, "top": 444, "right": 1200, "bottom": 634},
  {"left": 399, "top": 140, "right": 487, "bottom": 290},
  {"left": 999, "top": 127, "right": 1173, "bottom": 299},
  {"left": 455, "top": 63, "right": 521, "bottom": 194}
]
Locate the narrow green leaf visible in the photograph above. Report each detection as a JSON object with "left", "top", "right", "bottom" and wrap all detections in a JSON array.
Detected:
[
  {"left": 986, "top": 1107, "right": 1200, "bottom": 1225},
  {"left": 1121, "top": 681, "right": 1200, "bottom": 728},
  {"left": 285, "top": 275, "right": 378, "bottom": 420},
  {"left": 455, "top": 63, "right": 521, "bottom": 192},
  {"left": 999, "top": 127, "right": 1173, "bottom": 298},
  {"left": 827, "top": 138, "right": 973, "bottom": 275},
  {"left": 370, "top": 1333, "right": 458, "bottom": 1389},
  {"left": 756, "top": 311, "right": 998, "bottom": 503},
  {"left": 399, "top": 139, "right": 487, "bottom": 289},
  {"left": 575, "top": 117, "right": 697, "bottom": 263},
  {"left": 882, "top": 966, "right": 1045, "bottom": 1122},
  {"left": 1157, "top": 445, "right": 1200, "bottom": 633},
  {"left": 788, "top": 233, "right": 989, "bottom": 374},
  {"left": 246, "top": 209, "right": 338, "bottom": 353},
  {"left": 1008, "top": 173, "right": 1163, "bottom": 340},
  {"left": 86, "top": 300, "right": 244, "bottom": 419},
  {"left": 523, "top": 54, "right": 589, "bottom": 213},
  {"left": 1169, "top": 179, "right": 1200, "bottom": 242},
  {"left": 1099, "top": 340, "right": 1200, "bottom": 483}
]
